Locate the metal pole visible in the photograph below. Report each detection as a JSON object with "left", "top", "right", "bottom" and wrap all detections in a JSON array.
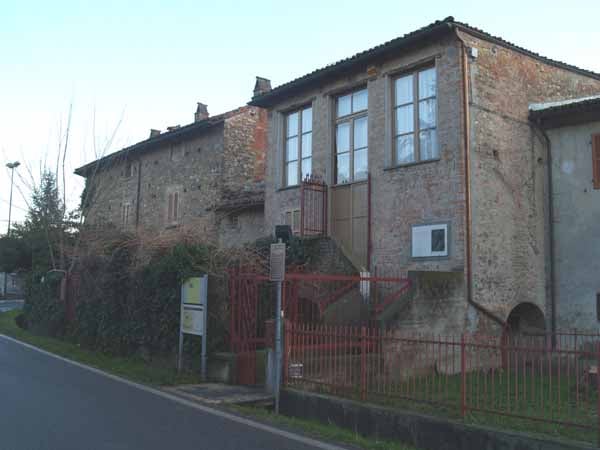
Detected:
[
  {"left": 275, "top": 278, "right": 282, "bottom": 414},
  {"left": 177, "top": 283, "right": 184, "bottom": 373},
  {"left": 201, "top": 275, "right": 208, "bottom": 380},
  {"left": 3, "top": 166, "right": 16, "bottom": 298}
]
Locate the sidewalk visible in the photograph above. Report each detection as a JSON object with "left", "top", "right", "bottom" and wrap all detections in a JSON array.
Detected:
[{"left": 164, "top": 383, "right": 273, "bottom": 406}]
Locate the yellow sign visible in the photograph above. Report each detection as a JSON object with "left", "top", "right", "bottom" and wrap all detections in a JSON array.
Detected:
[
  {"left": 182, "top": 277, "right": 202, "bottom": 305},
  {"left": 182, "top": 307, "right": 204, "bottom": 336}
]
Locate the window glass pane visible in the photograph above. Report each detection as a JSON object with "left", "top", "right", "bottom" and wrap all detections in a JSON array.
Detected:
[
  {"left": 285, "top": 211, "right": 292, "bottom": 225},
  {"left": 419, "top": 99, "right": 436, "bottom": 129},
  {"left": 302, "top": 107, "right": 312, "bottom": 133},
  {"left": 337, "top": 94, "right": 351, "bottom": 117},
  {"left": 353, "top": 148, "right": 368, "bottom": 181},
  {"left": 336, "top": 122, "right": 350, "bottom": 153},
  {"left": 418, "top": 68, "right": 436, "bottom": 99},
  {"left": 286, "top": 161, "right": 298, "bottom": 186},
  {"left": 354, "top": 116, "right": 368, "bottom": 149},
  {"left": 352, "top": 89, "right": 368, "bottom": 112},
  {"left": 302, "top": 157, "right": 312, "bottom": 180},
  {"left": 302, "top": 133, "right": 312, "bottom": 157},
  {"left": 419, "top": 129, "right": 439, "bottom": 160},
  {"left": 287, "top": 112, "right": 299, "bottom": 137},
  {"left": 336, "top": 153, "right": 350, "bottom": 184},
  {"left": 286, "top": 136, "right": 298, "bottom": 162},
  {"left": 431, "top": 229, "right": 446, "bottom": 252},
  {"left": 395, "top": 75, "right": 413, "bottom": 105},
  {"left": 396, "top": 134, "right": 415, "bottom": 164},
  {"left": 395, "top": 105, "right": 414, "bottom": 135}
]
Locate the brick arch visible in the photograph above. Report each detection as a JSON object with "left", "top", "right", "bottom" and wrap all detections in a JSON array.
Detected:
[{"left": 505, "top": 302, "right": 546, "bottom": 334}]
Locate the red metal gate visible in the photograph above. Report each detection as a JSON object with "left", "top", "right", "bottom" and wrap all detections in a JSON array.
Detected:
[
  {"left": 228, "top": 268, "right": 273, "bottom": 385},
  {"left": 300, "top": 175, "right": 327, "bottom": 237},
  {"left": 229, "top": 267, "right": 411, "bottom": 385}
]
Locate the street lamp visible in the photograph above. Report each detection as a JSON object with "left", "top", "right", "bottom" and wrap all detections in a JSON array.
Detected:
[{"left": 3, "top": 161, "right": 20, "bottom": 298}]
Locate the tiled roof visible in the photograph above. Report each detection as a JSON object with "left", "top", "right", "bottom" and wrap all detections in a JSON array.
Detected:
[
  {"left": 250, "top": 17, "right": 600, "bottom": 107},
  {"left": 529, "top": 95, "right": 600, "bottom": 114},
  {"left": 74, "top": 107, "right": 248, "bottom": 176}
]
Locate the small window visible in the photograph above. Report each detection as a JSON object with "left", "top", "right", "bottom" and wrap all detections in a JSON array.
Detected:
[
  {"left": 167, "top": 191, "right": 180, "bottom": 223},
  {"left": 393, "top": 66, "right": 438, "bottom": 165},
  {"left": 412, "top": 223, "right": 448, "bottom": 258},
  {"left": 124, "top": 162, "right": 133, "bottom": 178},
  {"left": 593, "top": 134, "right": 600, "bottom": 190},
  {"left": 284, "top": 107, "right": 312, "bottom": 187},
  {"left": 284, "top": 209, "right": 301, "bottom": 234},
  {"left": 121, "top": 203, "right": 130, "bottom": 228}
]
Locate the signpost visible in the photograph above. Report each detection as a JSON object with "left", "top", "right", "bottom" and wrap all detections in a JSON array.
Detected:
[
  {"left": 270, "top": 241, "right": 286, "bottom": 414},
  {"left": 178, "top": 275, "right": 208, "bottom": 379}
]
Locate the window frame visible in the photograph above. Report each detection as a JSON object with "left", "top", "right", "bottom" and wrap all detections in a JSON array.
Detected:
[
  {"left": 121, "top": 203, "right": 130, "bottom": 228},
  {"left": 392, "top": 65, "right": 438, "bottom": 166},
  {"left": 284, "top": 106, "right": 313, "bottom": 187},
  {"left": 334, "top": 87, "right": 369, "bottom": 185},
  {"left": 284, "top": 208, "right": 301, "bottom": 234},
  {"left": 167, "top": 191, "right": 180, "bottom": 224},
  {"left": 410, "top": 222, "right": 450, "bottom": 259}
]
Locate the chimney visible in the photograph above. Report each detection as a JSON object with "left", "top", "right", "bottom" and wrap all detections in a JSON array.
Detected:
[
  {"left": 195, "top": 103, "right": 209, "bottom": 122},
  {"left": 149, "top": 129, "right": 161, "bottom": 138},
  {"left": 253, "top": 76, "right": 272, "bottom": 97}
]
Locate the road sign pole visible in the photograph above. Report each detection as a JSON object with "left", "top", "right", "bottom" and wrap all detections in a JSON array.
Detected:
[
  {"left": 270, "top": 240, "right": 286, "bottom": 415},
  {"left": 177, "top": 283, "right": 184, "bottom": 373},
  {"left": 201, "top": 275, "right": 208, "bottom": 380},
  {"left": 275, "top": 278, "right": 282, "bottom": 414}
]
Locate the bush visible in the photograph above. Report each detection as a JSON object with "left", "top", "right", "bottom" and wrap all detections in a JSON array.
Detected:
[{"left": 23, "top": 270, "right": 65, "bottom": 336}]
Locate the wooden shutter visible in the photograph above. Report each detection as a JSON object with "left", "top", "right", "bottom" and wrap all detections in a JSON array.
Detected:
[
  {"left": 167, "top": 193, "right": 173, "bottom": 221},
  {"left": 593, "top": 134, "right": 600, "bottom": 190}
]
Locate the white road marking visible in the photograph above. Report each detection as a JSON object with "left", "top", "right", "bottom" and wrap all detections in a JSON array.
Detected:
[{"left": 0, "top": 334, "right": 347, "bottom": 450}]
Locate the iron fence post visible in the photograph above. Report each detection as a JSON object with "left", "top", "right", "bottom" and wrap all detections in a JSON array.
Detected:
[
  {"left": 461, "top": 333, "right": 466, "bottom": 419},
  {"left": 597, "top": 342, "right": 600, "bottom": 448}
]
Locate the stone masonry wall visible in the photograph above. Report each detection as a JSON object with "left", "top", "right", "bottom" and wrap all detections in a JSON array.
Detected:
[
  {"left": 263, "top": 34, "right": 469, "bottom": 336},
  {"left": 84, "top": 106, "right": 268, "bottom": 247},
  {"left": 459, "top": 29, "right": 600, "bottom": 332}
]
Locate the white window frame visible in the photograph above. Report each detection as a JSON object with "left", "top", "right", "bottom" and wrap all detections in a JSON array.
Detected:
[
  {"left": 335, "top": 88, "right": 368, "bottom": 184},
  {"left": 284, "top": 106, "right": 312, "bottom": 187},
  {"left": 393, "top": 66, "right": 438, "bottom": 165},
  {"left": 411, "top": 223, "right": 448, "bottom": 258}
]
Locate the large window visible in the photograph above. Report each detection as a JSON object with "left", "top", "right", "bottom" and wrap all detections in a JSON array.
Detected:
[
  {"left": 335, "top": 88, "right": 368, "bottom": 184},
  {"left": 394, "top": 67, "right": 438, "bottom": 165},
  {"left": 285, "top": 107, "right": 312, "bottom": 186}
]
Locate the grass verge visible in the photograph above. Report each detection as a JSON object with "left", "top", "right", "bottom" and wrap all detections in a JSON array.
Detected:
[
  {"left": 230, "top": 404, "right": 419, "bottom": 450},
  {"left": 0, "top": 309, "right": 203, "bottom": 386}
]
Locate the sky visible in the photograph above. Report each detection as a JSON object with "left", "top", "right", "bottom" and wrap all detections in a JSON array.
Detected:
[{"left": 1, "top": 0, "right": 600, "bottom": 229}]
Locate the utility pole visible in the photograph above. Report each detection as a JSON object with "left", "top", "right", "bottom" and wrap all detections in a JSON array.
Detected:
[{"left": 3, "top": 161, "right": 20, "bottom": 298}]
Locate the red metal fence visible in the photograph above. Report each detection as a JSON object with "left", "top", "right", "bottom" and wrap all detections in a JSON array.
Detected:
[
  {"left": 300, "top": 175, "right": 327, "bottom": 237},
  {"left": 284, "top": 323, "right": 600, "bottom": 444}
]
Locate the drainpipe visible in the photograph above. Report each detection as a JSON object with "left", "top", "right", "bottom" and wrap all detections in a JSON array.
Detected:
[
  {"left": 455, "top": 29, "right": 507, "bottom": 329},
  {"left": 535, "top": 122, "right": 557, "bottom": 341}
]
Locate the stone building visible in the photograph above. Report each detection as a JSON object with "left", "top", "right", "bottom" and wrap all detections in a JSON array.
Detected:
[
  {"left": 249, "top": 17, "right": 600, "bottom": 335},
  {"left": 75, "top": 88, "right": 269, "bottom": 248},
  {"left": 530, "top": 96, "right": 600, "bottom": 333}
]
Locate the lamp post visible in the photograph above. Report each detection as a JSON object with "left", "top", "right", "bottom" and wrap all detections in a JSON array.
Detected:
[{"left": 3, "top": 161, "right": 20, "bottom": 298}]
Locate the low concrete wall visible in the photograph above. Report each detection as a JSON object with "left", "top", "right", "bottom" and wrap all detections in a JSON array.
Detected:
[{"left": 280, "top": 389, "right": 595, "bottom": 450}]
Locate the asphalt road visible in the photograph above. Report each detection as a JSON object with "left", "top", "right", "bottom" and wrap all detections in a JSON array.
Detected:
[{"left": 0, "top": 336, "right": 344, "bottom": 450}]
